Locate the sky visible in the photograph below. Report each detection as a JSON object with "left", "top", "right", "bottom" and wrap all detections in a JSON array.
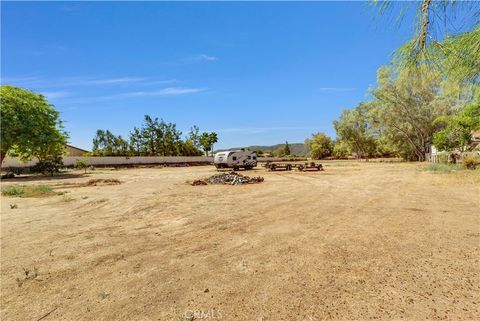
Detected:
[{"left": 1, "top": 1, "right": 417, "bottom": 150}]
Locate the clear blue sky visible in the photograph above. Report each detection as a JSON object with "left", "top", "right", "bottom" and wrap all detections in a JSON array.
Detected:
[{"left": 1, "top": 1, "right": 415, "bottom": 150}]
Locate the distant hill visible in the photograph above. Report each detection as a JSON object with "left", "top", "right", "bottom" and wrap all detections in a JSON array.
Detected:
[{"left": 224, "top": 143, "right": 309, "bottom": 156}]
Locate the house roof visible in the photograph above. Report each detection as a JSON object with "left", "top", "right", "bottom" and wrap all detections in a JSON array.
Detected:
[{"left": 65, "top": 144, "right": 90, "bottom": 153}]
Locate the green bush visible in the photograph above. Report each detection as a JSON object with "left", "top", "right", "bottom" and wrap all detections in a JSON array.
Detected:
[
  {"left": 75, "top": 159, "right": 89, "bottom": 173},
  {"left": 2, "top": 185, "right": 25, "bottom": 197},
  {"left": 4, "top": 167, "right": 23, "bottom": 175},
  {"left": 2, "top": 184, "right": 54, "bottom": 197},
  {"left": 31, "top": 157, "right": 64, "bottom": 176}
]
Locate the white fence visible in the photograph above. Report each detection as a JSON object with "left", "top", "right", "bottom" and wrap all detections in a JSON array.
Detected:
[
  {"left": 2, "top": 156, "right": 213, "bottom": 168},
  {"left": 426, "top": 151, "right": 479, "bottom": 163},
  {"left": 1, "top": 156, "right": 308, "bottom": 168}
]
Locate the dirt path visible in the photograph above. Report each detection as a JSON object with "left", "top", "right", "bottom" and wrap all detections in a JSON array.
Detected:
[{"left": 1, "top": 162, "right": 479, "bottom": 320}]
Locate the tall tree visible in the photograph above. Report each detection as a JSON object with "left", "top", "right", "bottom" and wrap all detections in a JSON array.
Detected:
[
  {"left": 129, "top": 127, "right": 144, "bottom": 156},
  {"left": 199, "top": 132, "right": 218, "bottom": 156},
  {"left": 373, "top": 1, "right": 480, "bottom": 83},
  {"left": 333, "top": 104, "right": 377, "bottom": 160},
  {"left": 306, "top": 133, "right": 333, "bottom": 159},
  {"left": 371, "top": 66, "right": 452, "bottom": 160},
  {"left": 0, "top": 85, "right": 68, "bottom": 165},
  {"left": 142, "top": 115, "right": 159, "bottom": 156},
  {"left": 283, "top": 141, "right": 291, "bottom": 156}
]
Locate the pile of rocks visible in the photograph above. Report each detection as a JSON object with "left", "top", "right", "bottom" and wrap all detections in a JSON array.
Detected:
[{"left": 192, "top": 172, "right": 264, "bottom": 186}]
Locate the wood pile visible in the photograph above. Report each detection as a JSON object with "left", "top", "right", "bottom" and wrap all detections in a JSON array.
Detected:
[{"left": 191, "top": 172, "right": 264, "bottom": 186}]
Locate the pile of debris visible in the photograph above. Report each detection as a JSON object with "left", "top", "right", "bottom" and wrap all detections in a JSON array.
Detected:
[{"left": 192, "top": 172, "right": 264, "bottom": 186}]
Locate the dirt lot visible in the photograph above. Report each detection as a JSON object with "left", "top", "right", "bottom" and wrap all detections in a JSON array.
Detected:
[{"left": 1, "top": 162, "right": 479, "bottom": 321}]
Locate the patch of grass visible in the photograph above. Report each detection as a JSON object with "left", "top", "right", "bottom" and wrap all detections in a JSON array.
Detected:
[
  {"left": 2, "top": 184, "right": 54, "bottom": 198},
  {"left": 423, "top": 163, "right": 463, "bottom": 173},
  {"left": 10, "top": 203, "right": 18, "bottom": 209}
]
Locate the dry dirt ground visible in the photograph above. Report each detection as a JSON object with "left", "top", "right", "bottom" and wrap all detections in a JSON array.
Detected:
[{"left": 1, "top": 162, "right": 479, "bottom": 321}]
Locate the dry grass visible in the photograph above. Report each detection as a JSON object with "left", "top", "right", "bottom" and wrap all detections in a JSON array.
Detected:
[{"left": 1, "top": 162, "right": 479, "bottom": 320}]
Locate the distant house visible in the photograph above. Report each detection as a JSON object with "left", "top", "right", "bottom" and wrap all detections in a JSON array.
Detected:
[
  {"left": 64, "top": 144, "right": 90, "bottom": 156},
  {"left": 427, "top": 130, "right": 480, "bottom": 163}
]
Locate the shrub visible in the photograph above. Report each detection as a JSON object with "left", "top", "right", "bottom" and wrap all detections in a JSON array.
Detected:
[
  {"left": 4, "top": 167, "right": 23, "bottom": 175},
  {"left": 31, "top": 157, "right": 64, "bottom": 176},
  {"left": 75, "top": 159, "right": 89, "bottom": 173},
  {"left": 2, "top": 185, "right": 25, "bottom": 197},
  {"left": 462, "top": 155, "right": 480, "bottom": 170}
]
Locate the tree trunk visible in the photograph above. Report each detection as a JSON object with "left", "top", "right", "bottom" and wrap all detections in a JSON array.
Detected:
[{"left": 0, "top": 150, "right": 6, "bottom": 168}]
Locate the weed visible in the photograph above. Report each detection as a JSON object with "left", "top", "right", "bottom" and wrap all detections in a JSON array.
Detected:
[
  {"left": 2, "top": 185, "right": 25, "bottom": 197},
  {"left": 10, "top": 203, "right": 18, "bottom": 209},
  {"left": 3, "top": 185, "right": 53, "bottom": 197},
  {"left": 424, "top": 163, "right": 462, "bottom": 173},
  {"left": 98, "top": 291, "right": 110, "bottom": 300},
  {"left": 16, "top": 267, "right": 39, "bottom": 287}
]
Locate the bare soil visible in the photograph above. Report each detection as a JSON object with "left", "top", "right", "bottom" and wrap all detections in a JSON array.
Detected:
[{"left": 1, "top": 162, "right": 479, "bottom": 321}]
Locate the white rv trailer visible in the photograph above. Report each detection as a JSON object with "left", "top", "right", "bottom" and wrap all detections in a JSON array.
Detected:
[{"left": 214, "top": 150, "right": 257, "bottom": 170}]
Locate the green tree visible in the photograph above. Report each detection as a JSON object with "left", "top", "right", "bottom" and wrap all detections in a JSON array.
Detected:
[
  {"left": 199, "top": 132, "right": 218, "bottom": 156},
  {"left": 180, "top": 140, "right": 203, "bottom": 156},
  {"left": 129, "top": 127, "right": 144, "bottom": 156},
  {"left": 433, "top": 97, "right": 480, "bottom": 152},
  {"left": 373, "top": 1, "right": 480, "bottom": 83},
  {"left": 306, "top": 133, "right": 333, "bottom": 159},
  {"left": 283, "top": 141, "right": 291, "bottom": 156},
  {"left": 92, "top": 130, "right": 129, "bottom": 156},
  {"left": 0, "top": 85, "right": 68, "bottom": 165},
  {"left": 75, "top": 159, "right": 89, "bottom": 174},
  {"left": 333, "top": 140, "right": 352, "bottom": 159},
  {"left": 371, "top": 66, "right": 452, "bottom": 160},
  {"left": 181, "top": 126, "right": 203, "bottom": 156},
  {"left": 333, "top": 104, "right": 377, "bottom": 160}
]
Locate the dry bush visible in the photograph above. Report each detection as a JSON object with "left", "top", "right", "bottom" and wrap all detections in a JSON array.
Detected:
[
  {"left": 85, "top": 178, "right": 122, "bottom": 186},
  {"left": 462, "top": 155, "right": 480, "bottom": 170}
]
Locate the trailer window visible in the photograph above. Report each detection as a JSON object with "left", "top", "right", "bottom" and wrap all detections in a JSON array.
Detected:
[
  {"left": 233, "top": 156, "right": 237, "bottom": 160},
  {"left": 247, "top": 156, "right": 251, "bottom": 159},
  {"left": 253, "top": 156, "right": 256, "bottom": 160}
]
